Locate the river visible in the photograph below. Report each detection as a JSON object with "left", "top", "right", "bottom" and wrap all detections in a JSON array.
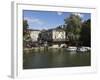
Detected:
[{"left": 23, "top": 48, "right": 91, "bottom": 69}]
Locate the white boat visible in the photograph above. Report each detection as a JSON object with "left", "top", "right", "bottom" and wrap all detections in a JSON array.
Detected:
[
  {"left": 76, "top": 47, "right": 90, "bottom": 52},
  {"left": 67, "top": 46, "right": 91, "bottom": 52},
  {"left": 67, "top": 46, "right": 77, "bottom": 51}
]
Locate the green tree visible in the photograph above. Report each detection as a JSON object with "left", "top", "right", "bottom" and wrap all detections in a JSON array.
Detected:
[
  {"left": 23, "top": 20, "right": 29, "bottom": 36},
  {"left": 79, "top": 19, "right": 91, "bottom": 47},
  {"left": 64, "top": 14, "right": 82, "bottom": 46},
  {"left": 23, "top": 20, "right": 31, "bottom": 48}
]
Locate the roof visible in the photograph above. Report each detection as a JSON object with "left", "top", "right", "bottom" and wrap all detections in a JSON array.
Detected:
[{"left": 28, "top": 28, "right": 40, "bottom": 31}]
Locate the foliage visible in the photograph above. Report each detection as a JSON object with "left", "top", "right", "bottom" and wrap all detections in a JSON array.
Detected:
[
  {"left": 79, "top": 19, "right": 91, "bottom": 47},
  {"left": 64, "top": 14, "right": 82, "bottom": 46},
  {"left": 23, "top": 20, "right": 32, "bottom": 48},
  {"left": 23, "top": 14, "right": 91, "bottom": 47}
]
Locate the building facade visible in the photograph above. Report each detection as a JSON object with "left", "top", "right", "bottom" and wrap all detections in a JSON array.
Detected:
[
  {"left": 52, "top": 29, "right": 66, "bottom": 42},
  {"left": 29, "top": 29, "right": 40, "bottom": 42},
  {"left": 28, "top": 28, "right": 66, "bottom": 47}
]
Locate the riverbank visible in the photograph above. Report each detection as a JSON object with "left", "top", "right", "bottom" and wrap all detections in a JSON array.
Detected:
[{"left": 24, "top": 46, "right": 91, "bottom": 53}]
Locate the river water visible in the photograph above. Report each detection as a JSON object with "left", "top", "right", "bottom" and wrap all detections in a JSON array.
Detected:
[{"left": 23, "top": 48, "right": 91, "bottom": 69}]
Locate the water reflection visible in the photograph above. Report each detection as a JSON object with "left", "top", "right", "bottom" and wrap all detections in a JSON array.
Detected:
[{"left": 23, "top": 48, "right": 91, "bottom": 69}]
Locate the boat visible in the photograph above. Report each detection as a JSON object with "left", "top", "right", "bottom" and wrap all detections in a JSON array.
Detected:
[
  {"left": 76, "top": 47, "right": 90, "bottom": 52},
  {"left": 67, "top": 46, "right": 91, "bottom": 52},
  {"left": 67, "top": 46, "right": 77, "bottom": 51}
]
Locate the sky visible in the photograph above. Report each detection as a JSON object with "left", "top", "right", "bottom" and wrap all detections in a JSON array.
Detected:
[{"left": 23, "top": 10, "right": 91, "bottom": 30}]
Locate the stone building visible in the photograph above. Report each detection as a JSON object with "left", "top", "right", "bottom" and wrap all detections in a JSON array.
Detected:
[
  {"left": 52, "top": 29, "right": 66, "bottom": 42},
  {"left": 29, "top": 29, "right": 40, "bottom": 42},
  {"left": 39, "top": 28, "right": 66, "bottom": 46},
  {"left": 28, "top": 28, "right": 66, "bottom": 47}
]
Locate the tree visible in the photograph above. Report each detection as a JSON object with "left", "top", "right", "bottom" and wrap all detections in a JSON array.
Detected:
[
  {"left": 64, "top": 13, "right": 82, "bottom": 46},
  {"left": 79, "top": 19, "right": 91, "bottom": 47},
  {"left": 23, "top": 20, "right": 29, "bottom": 36},
  {"left": 23, "top": 20, "right": 32, "bottom": 48}
]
